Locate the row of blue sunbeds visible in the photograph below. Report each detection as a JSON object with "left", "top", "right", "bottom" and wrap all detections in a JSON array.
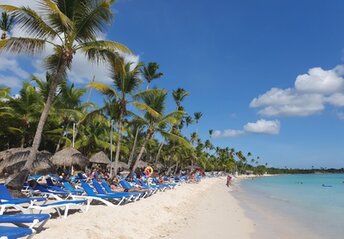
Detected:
[{"left": 0, "top": 175, "right": 182, "bottom": 238}]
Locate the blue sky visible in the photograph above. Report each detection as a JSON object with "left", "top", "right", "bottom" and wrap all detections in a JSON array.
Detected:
[{"left": 1, "top": 0, "right": 344, "bottom": 168}]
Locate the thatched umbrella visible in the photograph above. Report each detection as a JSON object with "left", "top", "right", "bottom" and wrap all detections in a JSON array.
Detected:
[
  {"left": 0, "top": 148, "right": 55, "bottom": 176},
  {"left": 108, "top": 161, "right": 129, "bottom": 170},
  {"left": 51, "top": 147, "right": 88, "bottom": 168},
  {"left": 89, "top": 151, "right": 111, "bottom": 165}
]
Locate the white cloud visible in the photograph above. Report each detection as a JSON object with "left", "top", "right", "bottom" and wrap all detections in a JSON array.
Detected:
[
  {"left": 243, "top": 119, "right": 280, "bottom": 135},
  {"left": 213, "top": 129, "right": 245, "bottom": 138},
  {"left": 325, "top": 93, "right": 344, "bottom": 107},
  {"left": 0, "top": 75, "right": 22, "bottom": 88},
  {"left": 295, "top": 66, "right": 344, "bottom": 94},
  {"left": 0, "top": 58, "right": 29, "bottom": 79},
  {"left": 212, "top": 130, "right": 222, "bottom": 138},
  {"left": 251, "top": 88, "right": 325, "bottom": 116},
  {"left": 0, "top": 1, "right": 138, "bottom": 87},
  {"left": 213, "top": 119, "right": 280, "bottom": 138},
  {"left": 251, "top": 65, "right": 344, "bottom": 117}
]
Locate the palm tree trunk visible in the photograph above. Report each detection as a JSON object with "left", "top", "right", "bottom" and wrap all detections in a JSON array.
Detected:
[
  {"left": 6, "top": 60, "right": 68, "bottom": 190},
  {"left": 173, "top": 161, "right": 179, "bottom": 175},
  {"left": 113, "top": 116, "right": 122, "bottom": 176},
  {"left": 55, "top": 123, "right": 68, "bottom": 152},
  {"left": 154, "top": 143, "right": 164, "bottom": 163},
  {"left": 127, "top": 126, "right": 139, "bottom": 168},
  {"left": 128, "top": 132, "right": 152, "bottom": 178}
]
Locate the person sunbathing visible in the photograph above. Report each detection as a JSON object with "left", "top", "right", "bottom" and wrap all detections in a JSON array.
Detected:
[{"left": 108, "top": 177, "right": 125, "bottom": 192}]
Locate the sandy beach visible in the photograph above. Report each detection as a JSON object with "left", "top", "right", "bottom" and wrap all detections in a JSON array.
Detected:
[{"left": 35, "top": 177, "right": 254, "bottom": 239}]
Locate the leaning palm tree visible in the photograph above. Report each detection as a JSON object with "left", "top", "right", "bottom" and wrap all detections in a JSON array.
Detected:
[
  {"left": 0, "top": 12, "right": 15, "bottom": 40},
  {"left": 142, "top": 62, "right": 163, "bottom": 89},
  {"left": 0, "top": 0, "right": 130, "bottom": 189},
  {"left": 129, "top": 89, "right": 188, "bottom": 177},
  {"left": 89, "top": 56, "right": 142, "bottom": 176}
]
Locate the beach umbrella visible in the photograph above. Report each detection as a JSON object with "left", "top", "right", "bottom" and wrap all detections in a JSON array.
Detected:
[
  {"left": 51, "top": 147, "right": 88, "bottom": 168},
  {"left": 89, "top": 151, "right": 111, "bottom": 165},
  {"left": 0, "top": 148, "right": 55, "bottom": 176},
  {"left": 108, "top": 161, "right": 129, "bottom": 170}
]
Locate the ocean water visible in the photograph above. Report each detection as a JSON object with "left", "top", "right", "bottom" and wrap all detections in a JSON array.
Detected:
[{"left": 236, "top": 174, "right": 344, "bottom": 239}]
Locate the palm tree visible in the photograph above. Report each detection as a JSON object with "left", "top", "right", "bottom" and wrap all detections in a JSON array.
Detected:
[
  {"left": 89, "top": 57, "right": 142, "bottom": 176},
  {"left": 209, "top": 129, "right": 213, "bottom": 138},
  {"left": 142, "top": 62, "right": 163, "bottom": 89},
  {"left": 129, "top": 89, "right": 187, "bottom": 177},
  {"left": 8, "top": 82, "right": 43, "bottom": 148},
  {"left": 172, "top": 88, "right": 189, "bottom": 110},
  {"left": 0, "top": 0, "right": 130, "bottom": 187},
  {"left": 194, "top": 112, "right": 203, "bottom": 133},
  {"left": 0, "top": 12, "right": 15, "bottom": 40},
  {"left": 185, "top": 115, "right": 193, "bottom": 128}
]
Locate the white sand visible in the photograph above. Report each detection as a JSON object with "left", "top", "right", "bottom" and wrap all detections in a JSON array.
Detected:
[{"left": 35, "top": 177, "right": 254, "bottom": 239}]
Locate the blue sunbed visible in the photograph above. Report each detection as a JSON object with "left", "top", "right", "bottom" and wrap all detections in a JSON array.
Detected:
[
  {"left": 0, "top": 226, "right": 34, "bottom": 239},
  {"left": 0, "top": 213, "right": 50, "bottom": 229}
]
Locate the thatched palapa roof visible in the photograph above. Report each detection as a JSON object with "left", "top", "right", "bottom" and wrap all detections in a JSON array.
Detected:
[
  {"left": 108, "top": 161, "right": 129, "bottom": 169},
  {"left": 0, "top": 147, "right": 55, "bottom": 176},
  {"left": 51, "top": 147, "right": 88, "bottom": 168},
  {"left": 89, "top": 151, "right": 111, "bottom": 165}
]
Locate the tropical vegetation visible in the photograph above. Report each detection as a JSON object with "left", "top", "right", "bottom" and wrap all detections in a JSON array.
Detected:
[{"left": 0, "top": 0, "right": 270, "bottom": 189}]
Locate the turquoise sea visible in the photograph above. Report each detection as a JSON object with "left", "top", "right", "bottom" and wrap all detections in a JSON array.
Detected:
[{"left": 236, "top": 174, "right": 344, "bottom": 239}]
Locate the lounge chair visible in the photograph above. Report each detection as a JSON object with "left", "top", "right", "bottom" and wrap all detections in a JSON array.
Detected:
[
  {"left": 152, "top": 178, "right": 176, "bottom": 189},
  {"left": 91, "top": 179, "right": 143, "bottom": 202},
  {"left": 132, "top": 179, "right": 158, "bottom": 194},
  {"left": 28, "top": 199, "right": 88, "bottom": 218},
  {"left": 100, "top": 180, "right": 138, "bottom": 196},
  {"left": 29, "top": 183, "right": 70, "bottom": 200},
  {"left": 61, "top": 182, "right": 84, "bottom": 195},
  {"left": 0, "top": 213, "right": 50, "bottom": 230},
  {"left": 0, "top": 226, "right": 34, "bottom": 239},
  {"left": 80, "top": 181, "right": 131, "bottom": 206},
  {"left": 138, "top": 179, "right": 165, "bottom": 193},
  {"left": 0, "top": 184, "right": 46, "bottom": 215},
  {"left": 119, "top": 180, "right": 151, "bottom": 197}
]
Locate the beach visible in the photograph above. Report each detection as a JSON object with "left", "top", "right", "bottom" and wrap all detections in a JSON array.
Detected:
[{"left": 35, "top": 177, "right": 254, "bottom": 239}]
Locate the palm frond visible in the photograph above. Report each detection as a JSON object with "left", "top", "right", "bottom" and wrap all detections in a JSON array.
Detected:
[
  {"left": 88, "top": 82, "right": 118, "bottom": 98},
  {"left": 80, "top": 40, "right": 132, "bottom": 64},
  {"left": 132, "top": 102, "right": 161, "bottom": 118},
  {"left": 74, "top": 0, "right": 114, "bottom": 42},
  {"left": 7, "top": 127, "right": 24, "bottom": 134},
  {"left": 133, "top": 89, "right": 165, "bottom": 99},
  {"left": 159, "top": 130, "right": 191, "bottom": 148},
  {"left": 0, "top": 5, "right": 57, "bottom": 38},
  {"left": 0, "top": 37, "right": 46, "bottom": 55},
  {"left": 38, "top": 0, "right": 73, "bottom": 33}
]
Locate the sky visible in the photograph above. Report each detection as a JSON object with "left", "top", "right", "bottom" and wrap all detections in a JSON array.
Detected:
[{"left": 1, "top": 0, "right": 344, "bottom": 168}]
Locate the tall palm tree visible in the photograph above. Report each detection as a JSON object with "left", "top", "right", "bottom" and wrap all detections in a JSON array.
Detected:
[
  {"left": 129, "top": 89, "right": 187, "bottom": 177},
  {"left": 185, "top": 115, "right": 193, "bottom": 128},
  {"left": 194, "top": 112, "right": 203, "bottom": 134},
  {"left": 142, "top": 62, "right": 163, "bottom": 89},
  {"left": 0, "top": 0, "right": 130, "bottom": 187},
  {"left": 89, "top": 57, "right": 142, "bottom": 176},
  {"left": 0, "top": 12, "right": 15, "bottom": 40},
  {"left": 172, "top": 88, "right": 189, "bottom": 110}
]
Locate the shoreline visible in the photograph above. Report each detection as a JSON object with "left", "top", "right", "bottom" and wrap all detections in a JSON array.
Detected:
[
  {"left": 235, "top": 174, "right": 343, "bottom": 239},
  {"left": 35, "top": 177, "right": 255, "bottom": 239}
]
